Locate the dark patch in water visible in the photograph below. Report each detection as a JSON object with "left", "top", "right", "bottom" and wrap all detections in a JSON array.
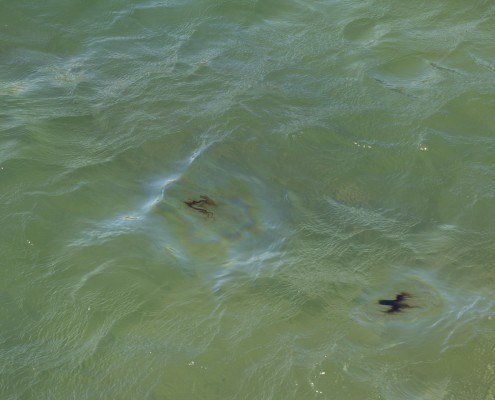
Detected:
[
  {"left": 378, "top": 292, "right": 412, "bottom": 314},
  {"left": 184, "top": 195, "right": 216, "bottom": 218}
]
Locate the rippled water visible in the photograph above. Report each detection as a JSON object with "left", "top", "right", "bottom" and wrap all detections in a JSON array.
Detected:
[{"left": 1, "top": 0, "right": 495, "bottom": 399}]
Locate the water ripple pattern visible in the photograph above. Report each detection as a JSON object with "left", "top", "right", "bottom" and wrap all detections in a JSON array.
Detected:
[{"left": 1, "top": 0, "right": 494, "bottom": 399}]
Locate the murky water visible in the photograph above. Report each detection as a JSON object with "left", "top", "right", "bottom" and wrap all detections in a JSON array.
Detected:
[{"left": 1, "top": 0, "right": 494, "bottom": 399}]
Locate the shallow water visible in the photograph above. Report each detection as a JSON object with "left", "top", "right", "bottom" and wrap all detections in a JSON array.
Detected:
[{"left": 1, "top": 0, "right": 495, "bottom": 399}]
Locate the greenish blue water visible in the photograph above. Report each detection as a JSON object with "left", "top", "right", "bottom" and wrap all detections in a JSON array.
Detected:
[{"left": 1, "top": 0, "right": 495, "bottom": 399}]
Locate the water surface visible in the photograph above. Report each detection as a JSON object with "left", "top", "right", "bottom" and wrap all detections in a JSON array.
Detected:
[{"left": 1, "top": 0, "right": 495, "bottom": 399}]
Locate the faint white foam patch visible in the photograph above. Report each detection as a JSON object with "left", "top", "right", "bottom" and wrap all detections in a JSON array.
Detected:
[
  {"left": 0, "top": 79, "right": 32, "bottom": 95},
  {"left": 69, "top": 260, "right": 115, "bottom": 298}
]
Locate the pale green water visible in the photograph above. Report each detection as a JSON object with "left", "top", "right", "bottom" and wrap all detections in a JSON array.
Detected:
[{"left": 1, "top": 0, "right": 495, "bottom": 399}]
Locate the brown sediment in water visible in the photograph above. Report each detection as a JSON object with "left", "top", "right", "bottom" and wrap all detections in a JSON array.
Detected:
[
  {"left": 184, "top": 195, "right": 216, "bottom": 217},
  {"left": 378, "top": 292, "right": 413, "bottom": 314}
]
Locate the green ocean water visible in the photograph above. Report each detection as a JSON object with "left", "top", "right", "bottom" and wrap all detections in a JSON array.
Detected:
[{"left": 1, "top": 0, "right": 495, "bottom": 399}]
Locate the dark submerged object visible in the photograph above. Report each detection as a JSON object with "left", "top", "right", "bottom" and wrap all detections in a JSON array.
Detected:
[
  {"left": 184, "top": 195, "right": 216, "bottom": 217},
  {"left": 378, "top": 292, "right": 412, "bottom": 314}
]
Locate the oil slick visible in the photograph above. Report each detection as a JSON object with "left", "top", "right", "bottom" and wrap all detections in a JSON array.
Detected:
[
  {"left": 184, "top": 195, "right": 216, "bottom": 218},
  {"left": 378, "top": 292, "right": 413, "bottom": 314}
]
